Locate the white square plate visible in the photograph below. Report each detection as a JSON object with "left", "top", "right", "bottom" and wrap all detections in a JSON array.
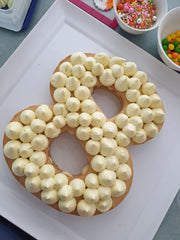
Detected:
[{"left": 0, "top": 1, "right": 180, "bottom": 240}]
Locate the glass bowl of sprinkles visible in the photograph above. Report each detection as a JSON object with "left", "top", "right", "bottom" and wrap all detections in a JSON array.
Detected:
[
  {"left": 113, "top": 0, "right": 167, "bottom": 34},
  {"left": 158, "top": 7, "right": 180, "bottom": 71}
]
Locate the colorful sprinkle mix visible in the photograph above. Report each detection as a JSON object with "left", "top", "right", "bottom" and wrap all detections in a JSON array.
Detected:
[
  {"left": 116, "top": 0, "right": 157, "bottom": 30},
  {"left": 162, "top": 31, "right": 180, "bottom": 66}
]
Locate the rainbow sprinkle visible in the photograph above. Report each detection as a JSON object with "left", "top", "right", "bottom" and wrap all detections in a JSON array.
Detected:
[{"left": 117, "top": 0, "right": 157, "bottom": 30}]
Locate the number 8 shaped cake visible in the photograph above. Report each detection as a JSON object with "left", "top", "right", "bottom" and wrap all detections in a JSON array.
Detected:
[{"left": 3, "top": 52, "right": 165, "bottom": 217}]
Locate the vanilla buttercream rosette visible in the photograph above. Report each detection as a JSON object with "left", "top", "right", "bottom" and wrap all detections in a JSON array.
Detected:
[{"left": 3, "top": 52, "right": 165, "bottom": 217}]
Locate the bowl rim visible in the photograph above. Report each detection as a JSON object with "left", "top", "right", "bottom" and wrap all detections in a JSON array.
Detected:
[
  {"left": 113, "top": 0, "right": 168, "bottom": 33},
  {"left": 157, "top": 7, "right": 180, "bottom": 70}
]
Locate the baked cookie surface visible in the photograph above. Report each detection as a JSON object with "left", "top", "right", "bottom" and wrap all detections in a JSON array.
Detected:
[{"left": 3, "top": 52, "right": 165, "bottom": 217}]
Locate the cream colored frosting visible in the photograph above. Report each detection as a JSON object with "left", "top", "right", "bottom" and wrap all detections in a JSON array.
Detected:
[
  {"left": 134, "top": 71, "right": 147, "bottom": 84},
  {"left": 144, "top": 122, "right": 158, "bottom": 138},
  {"left": 59, "top": 62, "right": 72, "bottom": 77},
  {"left": 70, "top": 52, "right": 87, "bottom": 65},
  {"left": 102, "top": 122, "right": 118, "bottom": 138},
  {"left": 45, "top": 122, "right": 61, "bottom": 138},
  {"left": 58, "top": 198, "right": 76, "bottom": 213},
  {"left": 50, "top": 72, "right": 67, "bottom": 88},
  {"left": 92, "top": 62, "right": 104, "bottom": 76},
  {"left": 19, "top": 126, "right": 36, "bottom": 143},
  {"left": 94, "top": 52, "right": 109, "bottom": 67},
  {"left": 40, "top": 164, "right": 55, "bottom": 179},
  {"left": 111, "top": 64, "right": 124, "bottom": 78},
  {"left": 41, "top": 189, "right": 58, "bottom": 204},
  {"left": 129, "top": 77, "right": 141, "bottom": 89},
  {"left": 128, "top": 116, "right": 143, "bottom": 130},
  {"left": 81, "top": 99, "right": 96, "bottom": 114},
  {"left": 122, "top": 123, "right": 136, "bottom": 138},
  {"left": 58, "top": 185, "right": 73, "bottom": 201},
  {"left": 41, "top": 178, "right": 55, "bottom": 191},
  {"left": 77, "top": 200, "right": 96, "bottom": 217},
  {"left": 85, "top": 139, "right": 100, "bottom": 155},
  {"left": 53, "top": 103, "right": 68, "bottom": 117},
  {"left": 150, "top": 94, "right": 161, "bottom": 108},
  {"left": 53, "top": 115, "right": 66, "bottom": 129},
  {"left": 98, "top": 186, "right": 111, "bottom": 200},
  {"left": 54, "top": 173, "right": 68, "bottom": 190},
  {"left": 142, "top": 82, "right": 156, "bottom": 95},
  {"left": 123, "top": 62, "right": 137, "bottom": 76},
  {"left": 141, "top": 108, "right": 154, "bottom": 123},
  {"left": 66, "top": 76, "right": 80, "bottom": 91},
  {"left": 126, "top": 103, "right": 140, "bottom": 117},
  {"left": 99, "top": 69, "right": 115, "bottom": 87},
  {"left": 116, "top": 164, "right": 132, "bottom": 180},
  {"left": 24, "top": 162, "right": 39, "bottom": 177},
  {"left": 115, "top": 113, "right": 128, "bottom": 129},
  {"left": 19, "top": 143, "right": 33, "bottom": 158},
  {"left": 35, "top": 105, "right": 53, "bottom": 122},
  {"left": 12, "top": 158, "right": 29, "bottom": 176},
  {"left": 79, "top": 112, "right": 92, "bottom": 127},
  {"left": 81, "top": 164, "right": 89, "bottom": 175},
  {"left": 98, "top": 169, "right": 116, "bottom": 187},
  {"left": 111, "top": 179, "right": 126, "bottom": 197},
  {"left": 84, "top": 188, "right": 99, "bottom": 203},
  {"left": 91, "top": 112, "right": 106, "bottom": 127},
  {"left": 109, "top": 56, "right": 126, "bottom": 67},
  {"left": 114, "top": 146, "right": 129, "bottom": 163},
  {"left": 85, "top": 173, "right": 99, "bottom": 188},
  {"left": 91, "top": 155, "right": 106, "bottom": 172},
  {"left": 91, "top": 127, "right": 103, "bottom": 141},
  {"left": 20, "top": 110, "right": 35, "bottom": 125},
  {"left": 100, "top": 137, "right": 117, "bottom": 157},
  {"left": 106, "top": 156, "right": 119, "bottom": 171},
  {"left": 74, "top": 86, "right": 90, "bottom": 100},
  {"left": 4, "top": 140, "right": 21, "bottom": 159},
  {"left": 132, "top": 129, "right": 146, "bottom": 143},
  {"left": 30, "top": 151, "right": 47, "bottom": 167},
  {"left": 81, "top": 71, "right": 97, "bottom": 88},
  {"left": 31, "top": 134, "right": 48, "bottom": 151},
  {"left": 137, "top": 95, "right": 151, "bottom": 108},
  {"left": 5, "top": 121, "right": 23, "bottom": 140},
  {"left": 31, "top": 119, "right": 46, "bottom": 134},
  {"left": 116, "top": 131, "right": 130, "bottom": 147},
  {"left": 70, "top": 178, "right": 85, "bottom": 197},
  {"left": 96, "top": 198, "right": 112, "bottom": 213},
  {"left": 126, "top": 89, "right": 140, "bottom": 102},
  {"left": 72, "top": 64, "right": 86, "bottom": 78},
  {"left": 76, "top": 126, "right": 91, "bottom": 141},
  {"left": 25, "top": 175, "right": 41, "bottom": 193},
  {"left": 84, "top": 57, "right": 96, "bottom": 70},
  {"left": 115, "top": 75, "right": 129, "bottom": 92},
  {"left": 153, "top": 108, "right": 165, "bottom": 124},
  {"left": 53, "top": 87, "right": 71, "bottom": 103},
  {"left": 66, "top": 113, "right": 79, "bottom": 128},
  {"left": 66, "top": 97, "right": 80, "bottom": 112}
]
